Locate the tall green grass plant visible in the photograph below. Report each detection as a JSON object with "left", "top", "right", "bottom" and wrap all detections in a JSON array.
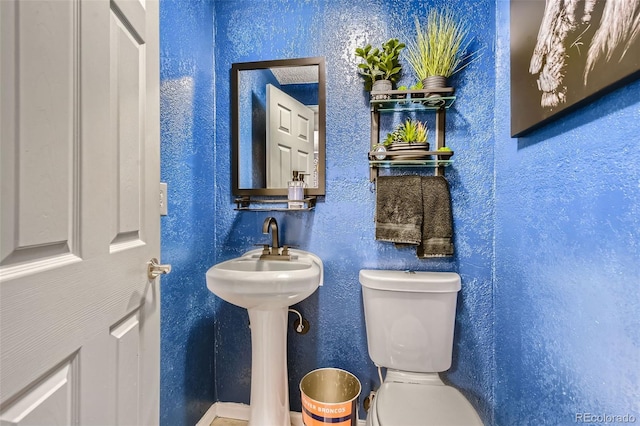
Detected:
[{"left": 406, "top": 9, "right": 479, "bottom": 80}]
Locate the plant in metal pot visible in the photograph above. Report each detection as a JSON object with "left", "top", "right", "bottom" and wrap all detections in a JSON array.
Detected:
[
  {"left": 355, "top": 38, "right": 406, "bottom": 96},
  {"left": 410, "top": 80, "right": 424, "bottom": 98},
  {"left": 396, "top": 85, "right": 408, "bottom": 100},
  {"left": 383, "top": 119, "right": 429, "bottom": 147},
  {"left": 405, "top": 8, "right": 480, "bottom": 91},
  {"left": 437, "top": 145, "right": 453, "bottom": 158}
]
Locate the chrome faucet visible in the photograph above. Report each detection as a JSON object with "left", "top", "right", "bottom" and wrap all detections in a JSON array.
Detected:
[{"left": 262, "top": 217, "right": 280, "bottom": 251}]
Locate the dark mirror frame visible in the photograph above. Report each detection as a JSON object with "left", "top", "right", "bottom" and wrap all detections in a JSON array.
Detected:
[{"left": 231, "top": 57, "right": 326, "bottom": 197}]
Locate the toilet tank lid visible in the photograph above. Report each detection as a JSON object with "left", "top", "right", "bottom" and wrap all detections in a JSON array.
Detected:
[{"left": 359, "top": 270, "right": 461, "bottom": 293}]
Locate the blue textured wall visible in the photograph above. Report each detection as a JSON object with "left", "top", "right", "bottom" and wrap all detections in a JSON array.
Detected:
[
  {"left": 158, "top": 2, "right": 640, "bottom": 425},
  {"left": 494, "top": 2, "right": 640, "bottom": 425},
  {"left": 159, "top": 1, "right": 217, "bottom": 425},
  {"left": 212, "top": 0, "right": 495, "bottom": 422}
]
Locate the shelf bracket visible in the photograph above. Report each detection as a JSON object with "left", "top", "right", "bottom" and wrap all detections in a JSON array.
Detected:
[
  {"left": 235, "top": 196, "right": 251, "bottom": 209},
  {"left": 435, "top": 107, "right": 446, "bottom": 177}
]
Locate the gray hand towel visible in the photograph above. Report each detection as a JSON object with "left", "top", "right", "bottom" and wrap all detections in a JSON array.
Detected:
[
  {"left": 418, "top": 176, "right": 454, "bottom": 257},
  {"left": 375, "top": 175, "right": 423, "bottom": 245}
]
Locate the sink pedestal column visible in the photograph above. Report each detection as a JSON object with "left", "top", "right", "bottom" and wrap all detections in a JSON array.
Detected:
[{"left": 247, "top": 308, "right": 290, "bottom": 426}]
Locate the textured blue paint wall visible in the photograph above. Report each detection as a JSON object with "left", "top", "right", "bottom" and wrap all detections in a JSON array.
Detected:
[
  {"left": 159, "top": 1, "right": 217, "bottom": 425},
  {"left": 494, "top": 2, "right": 640, "bottom": 425},
  {"left": 212, "top": 0, "right": 495, "bottom": 422}
]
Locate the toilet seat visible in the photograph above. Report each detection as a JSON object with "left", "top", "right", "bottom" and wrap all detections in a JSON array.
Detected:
[{"left": 372, "top": 381, "right": 483, "bottom": 426}]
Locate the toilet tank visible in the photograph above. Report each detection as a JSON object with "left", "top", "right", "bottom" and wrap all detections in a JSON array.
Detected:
[{"left": 359, "top": 270, "right": 461, "bottom": 373}]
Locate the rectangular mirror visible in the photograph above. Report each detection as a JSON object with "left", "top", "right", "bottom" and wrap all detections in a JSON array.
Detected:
[{"left": 232, "top": 57, "right": 326, "bottom": 196}]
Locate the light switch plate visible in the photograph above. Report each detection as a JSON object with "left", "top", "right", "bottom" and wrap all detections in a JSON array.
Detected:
[{"left": 159, "top": 182, "right": 168, "bottom": 216}]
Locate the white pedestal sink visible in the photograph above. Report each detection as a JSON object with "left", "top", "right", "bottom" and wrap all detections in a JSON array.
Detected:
[{"left": 206, "top": 248, "right": 323, "bottom": 426}]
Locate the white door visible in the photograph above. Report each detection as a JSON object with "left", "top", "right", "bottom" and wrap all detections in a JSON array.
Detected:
[
  {"left": 0, "top": 0, "right": 161, "bottom": 425},
  {"left": 266, "top": 84, "right": 315, "bottom": 188}
]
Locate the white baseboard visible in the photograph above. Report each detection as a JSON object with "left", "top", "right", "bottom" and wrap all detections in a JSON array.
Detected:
[
  {"left": 196, "top": 402, "right": 250, "bottom": 425},
  {"left": 195, "top": 403, "right": 218, "bottom": 426},
  {"left": 196, "top": 402, "right": 366, "bottom": 426}
]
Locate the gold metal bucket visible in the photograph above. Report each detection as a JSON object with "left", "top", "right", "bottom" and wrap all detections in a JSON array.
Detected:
[{"left": 300, "top": 368, "right": 361, "bottom": 426}]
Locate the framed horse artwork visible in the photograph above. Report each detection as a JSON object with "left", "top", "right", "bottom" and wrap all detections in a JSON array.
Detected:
[{"left": 510, "top": 0, "right": 640, "bottom": 137}]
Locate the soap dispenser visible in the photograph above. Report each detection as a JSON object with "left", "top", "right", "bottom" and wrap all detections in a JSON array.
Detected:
[{"left": 288, "top": 171, "right": 306, "bottom": 209}]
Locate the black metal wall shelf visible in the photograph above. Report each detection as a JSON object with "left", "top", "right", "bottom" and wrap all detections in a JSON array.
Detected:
[
  {"left": 368, "top": 150, "right": 453, "bottom": 165},
  {"left": 370, "top": 90, "right": 456, "bottom": 111},
  {"left": 368, "top": 88, "right": 455, "bottom": 182}
]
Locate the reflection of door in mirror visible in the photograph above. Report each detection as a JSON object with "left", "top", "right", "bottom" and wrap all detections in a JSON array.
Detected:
[
  {"left": 267, "top": 84, "right": 315, "bottom": 188},
  {"left": 232, "top": 57, "right": 325, "bottom": 197}
]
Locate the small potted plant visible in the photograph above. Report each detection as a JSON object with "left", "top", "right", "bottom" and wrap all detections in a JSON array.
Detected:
[
  {"left": 355, "top": 38, "right": 406, "bottom": 99},
  {"left": 384, "top": 119, "right": 429, "bottom": 150},
  {"left": 405, "top": 9, "right": 480, "bottom": 92},
  {"left": 409, "top": 80, "right": 424, "bottom": 99},
  {"left": 437, "top": 145, "right": 453, "bottom": 158},
  {"left": 396, "top": 85, "right": 408, "bottom": 100}
]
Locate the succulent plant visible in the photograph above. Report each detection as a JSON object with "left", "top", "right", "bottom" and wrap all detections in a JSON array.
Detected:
[
  {"left": 383, "top": 119, "right": 429, "bottom": 145},
  {"left": 383, "top": 127, "right": 404, "bottom": 146},
  {"left": 413, "top": 120, "right": 428, "bottom": 143}
]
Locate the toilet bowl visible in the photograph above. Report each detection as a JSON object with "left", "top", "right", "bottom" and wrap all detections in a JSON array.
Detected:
[
  {"left": 365, "top": 371, "right": 482, "bottom": 426},
  {"left": 359, "top": 270, "right": 482, "bottom": 426}
]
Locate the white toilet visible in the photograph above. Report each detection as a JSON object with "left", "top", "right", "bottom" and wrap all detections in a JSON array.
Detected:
[{"left": 359, "top": 269, "right": 483, "bottom": 426}]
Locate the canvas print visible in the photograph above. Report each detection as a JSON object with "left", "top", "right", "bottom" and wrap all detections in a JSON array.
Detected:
[{"left": 511, "top": 0, "right": 640, "bottom": 137}]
